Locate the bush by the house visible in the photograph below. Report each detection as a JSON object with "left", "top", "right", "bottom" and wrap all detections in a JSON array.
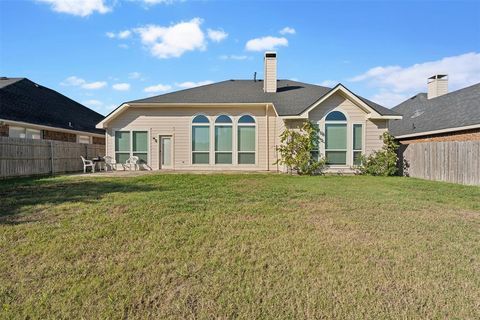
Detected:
[
  {"left": 357, "top": 132, "right": 399, "bottom": 176},
  {"left": 275, "top": 121, "right": 326, "bottom": 175}
]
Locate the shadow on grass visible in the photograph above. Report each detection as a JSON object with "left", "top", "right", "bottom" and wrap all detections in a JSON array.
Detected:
[{"left": 0, "top": 178, "right": 159, "bottom": 224}]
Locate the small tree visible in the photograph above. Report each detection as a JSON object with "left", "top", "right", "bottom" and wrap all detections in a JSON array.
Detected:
[
  {"left": 358, "top": 132, "right": 399, "bottom": 176},
  {"left": 275, "top": 121, "right": 325, "bottom": 175}
]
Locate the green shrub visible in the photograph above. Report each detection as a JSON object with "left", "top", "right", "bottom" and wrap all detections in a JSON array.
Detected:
[
  {"left": 358, "top": 132, "right": 399, "bottom": 176},
  {"left": 275, "top": 121, "right": 326, "bottom": 175}
]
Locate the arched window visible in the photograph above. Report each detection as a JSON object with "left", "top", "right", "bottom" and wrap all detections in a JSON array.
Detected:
[
  {"left": 237, "top": 115, "right": 256, "bottom": 164},
  {"left": 215, "top": 115, "right": 233, "bottom": 164},
  {"left": 192, "top": 115, "right": 210, "bottom": 164},
  {"left": 325, "top": 111, "right": 347, "bottom": 165}
]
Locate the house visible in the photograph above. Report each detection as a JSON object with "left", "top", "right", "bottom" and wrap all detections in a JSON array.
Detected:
[
  {"left": 389, "top": 75, "right": 480, "bottom": 144},
  {"left": 96, "top": 52, "right": 401, "bottom": 172},
  {"left": 0, "top": 77, "right": 105, "bottom": 144}
]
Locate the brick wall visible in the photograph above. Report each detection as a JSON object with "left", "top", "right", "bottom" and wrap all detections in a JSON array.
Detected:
[
  {"left": 43, "top": 130, "right": 77, "bottom": 142},
  {"left": 0, "top": 124, "right": 8, "bottom": 137},
  {"left": 399, "top": 128, "right": 480, "bottom": 144},
  {"left": 92, "top": 136, "right": 106, "bottom": 145}
]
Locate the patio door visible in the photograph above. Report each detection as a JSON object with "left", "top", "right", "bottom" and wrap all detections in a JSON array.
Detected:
[{"left": 160, "top": 136, "right": 173, "bottom": 169}]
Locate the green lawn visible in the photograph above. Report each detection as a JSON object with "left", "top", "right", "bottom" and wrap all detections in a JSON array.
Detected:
[{"left": 1, "top": 174, "right": 479, "bottom": 319}]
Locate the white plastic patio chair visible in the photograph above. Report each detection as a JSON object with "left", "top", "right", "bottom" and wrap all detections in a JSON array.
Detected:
[
  {"left": 81, "top": 156, "right": 95, "bottom": 173},
  {"left": 124, "top": 156, "right": 139, "bottom": 171},
  {"left": 103, "top": 156, "right": 117, "bottom": 171}
]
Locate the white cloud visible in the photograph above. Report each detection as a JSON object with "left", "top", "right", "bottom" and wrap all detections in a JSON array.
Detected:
[
  {"left": 245, "top": 36, "right": 288, "bottom": 51},
  {"left": 134, "top": 18, "right": 206, "bottom": 59},
  {"left": 83, "top": 99, "right": 103, "bottom": 108},
  {"left": 144, "top": 83, "right": 172, "bottom": 93},
  {"left": 219, "top": 54, "right": 249, "bottom": 60},
  {"left": 37, "top": 0, "right": 111, "bottom": 17},
  {"left": 207, "top": 28, "right": 228, "bottom": 42},
  {"left": 118, "top": 44, "right": 129, "bottom": 49},
  {"left": 349, "top": 52, "right": 480, "bottom": 107},
  {"left": 82, "top": 81, "right": 107, "bottom": 89},
  {"left": 106, "top": 30, "right": 131, "bottom": 39},
  {"left": 61, "top": 76, "right": 107, "bottom": 90},
  {"left": 112, "top": 83, "right": 130, "bottom": 91},
  {"left": 279, "top": 27, "right": 296, "bottom": 35},
  {"left": 176, "top": 80, "right": 213, "bottom": 89},
  {"left": 129, "top": 72, "right": 142, "bottom": 79},
  {"left": 318, "top": 80, "right": 337, "bottom": 87}
]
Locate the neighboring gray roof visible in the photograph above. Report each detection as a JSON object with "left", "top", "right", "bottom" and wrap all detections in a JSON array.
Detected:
[
  {"left": 390, "top": 83, "right": 480, "bottom": 137},
  {"left": 0, "top": 77, "right": 105, "bottom": 134},
  {"left": 126, "top": 79, "right": 399, "bottom": 117}
]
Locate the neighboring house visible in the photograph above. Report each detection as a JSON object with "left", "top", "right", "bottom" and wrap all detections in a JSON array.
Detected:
[
  {"left": 97, "top": 52, "right": 401, "bottom": 172},
  {"left": 0, "top": 77, "right": 105, "bottom": 144},
  {"left": 390, "top": 75, "right": 480, "bottom": 144}
]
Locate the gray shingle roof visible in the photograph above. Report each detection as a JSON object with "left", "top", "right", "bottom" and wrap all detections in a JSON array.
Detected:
[
  {"left": 0, "top": 78, "right": 105, "bottom": 134},
  {"left": 389, "top": 83, "right": 480, "bottom": 137},
  {"left": 126, "top": 79, "right": 398, "bottom": 117}
]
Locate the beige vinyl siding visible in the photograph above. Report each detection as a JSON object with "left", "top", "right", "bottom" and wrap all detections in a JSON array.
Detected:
[
  {"left": 106, "top": 105, "right": 277, "bottom": 171},
  {"left": 365, "top": 119, "right": 388, "bottom": 155}
]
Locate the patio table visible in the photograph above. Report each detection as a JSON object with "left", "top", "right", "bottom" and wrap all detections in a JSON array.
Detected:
[{"left": 92, "top": 157, "right": 105, "bottom": 171}]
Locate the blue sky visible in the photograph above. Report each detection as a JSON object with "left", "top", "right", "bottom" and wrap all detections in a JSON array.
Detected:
[{"left": 1, "top": 0, "right": 479, "bottom": 115}]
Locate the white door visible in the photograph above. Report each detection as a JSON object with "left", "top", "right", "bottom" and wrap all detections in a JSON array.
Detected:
[{"left": 160, "top": 136, "right": 172, "bottom": 169}]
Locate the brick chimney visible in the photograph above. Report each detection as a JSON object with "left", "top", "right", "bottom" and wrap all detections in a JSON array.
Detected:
[
  {"left": 427, "top": 74, "right": 448, "bottom": 99},
  {"left": 263, "top": 52, "right": 277, "bottom": 93}
]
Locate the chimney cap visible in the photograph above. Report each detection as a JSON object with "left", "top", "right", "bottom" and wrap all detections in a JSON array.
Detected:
[
  {"left": 428, "top": 74, "right": 448, "bottom": 81},
  {"left": 265, "top": 51, "right": 277, "bottom": 58}
]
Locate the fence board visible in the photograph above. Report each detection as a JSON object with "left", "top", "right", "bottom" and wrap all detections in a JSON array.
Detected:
[
  {"left": 0, "top": 137, "right": 105, "bottom": 178},
  {"left": 400, "top": 140, "right": 480, "bottom": 185}
]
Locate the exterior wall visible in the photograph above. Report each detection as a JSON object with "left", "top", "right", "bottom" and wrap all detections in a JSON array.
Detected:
[
  {"left": 105, "top": 105, "right": 279, "bottom": 171},
  {"left": 43, "top": 130, "right": 77, "bottom": 143},
  {"left": 0, "top": 124, "right": 8, "bottom": 137},
  {"left": 92, "top": 136, "right": 106, "bottom": 145},
  {"left": 398, "top": 128, "right": 480, "bottom": 144}
]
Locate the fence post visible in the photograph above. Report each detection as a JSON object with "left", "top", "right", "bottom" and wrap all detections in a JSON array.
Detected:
[{"left": 50, "top": 140, "right": 54, "bottom": 175}]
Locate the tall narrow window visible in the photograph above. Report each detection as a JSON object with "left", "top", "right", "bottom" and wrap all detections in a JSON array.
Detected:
[
  {"left": 325, "top": 111, "right": 347, "bottom": 165},
  {"left": 353, "top": 124, "right": 363, "bottom": 165},
  {"left": 192, "top": 115, "right": 210, "bottom": 164},
  {"left": 237, "top": 115, "right": 256, "bottom": 164},
  {"left": 133, "top": 131, "right": 148, "bottom": 164},
  {"left": 115, "top": 131, "right": 130, "bottom": 163},
  {"left": 215, "top": 115, "right": 233, "bottom": 164}
]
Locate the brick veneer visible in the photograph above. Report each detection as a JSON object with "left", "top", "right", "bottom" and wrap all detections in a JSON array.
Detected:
[
  {"left": 0, "top": 124, "right": 8, "bottom": 137},
  {"left": 92, "top": 136, "right": 106, "bottom": 145},
  {"left": 399, "top": 128, "right": 480, "bottom": 144},
  {"left": 43, "top": 130, "right": 76, "bottom": 142}
]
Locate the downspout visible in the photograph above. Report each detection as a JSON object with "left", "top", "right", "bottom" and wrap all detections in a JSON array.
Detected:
[{"left": 266, "top": 104, "right": 270, "bottom": 171}]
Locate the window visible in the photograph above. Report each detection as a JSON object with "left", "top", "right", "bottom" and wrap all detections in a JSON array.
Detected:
[
  {"left": 78, "top": 135, "right": 90, "bottom": 144},
  {"left": 237, "top": 115, "right": 256, "bottom": 164},
  {"left": 115, "top": 130, "right": 148, "bottom": 164},
  {"left": 353, "top": 124, "right": 363, "bottom": 165},
  {"left": 133, "top": 131, "right": 148, "bottom": 164},
  {"left": 9, "top": 126, "right": 41, "bottom": 139},
  {"left": 215, "top": 115, "right": 232, "bottom": 164},
  {"left": 192, "top": 115, "right": 210, "bottom": 164},
  {"left": 115, "top": 131, "right": 131, "bottom": 163},
  {"left": 325, "top": 111, "right": 347, "bottom": 165}
]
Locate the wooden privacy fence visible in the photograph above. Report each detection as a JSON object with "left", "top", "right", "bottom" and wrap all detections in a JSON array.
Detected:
[
  {"left": 398, "top": 140, "right": 480, "bottom": 185},
  {"left": 0, "top": 137, "right": 105, "bottom": 179}
]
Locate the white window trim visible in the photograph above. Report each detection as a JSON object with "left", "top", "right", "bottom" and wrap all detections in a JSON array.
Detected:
[
  {"left": 236, "top": 114, "right": 257, "bottom": 165},
  {"left": 113, "top": 129, "right": 150, "bottom": 165},
  {"left": 9, "top": 126, "right": 42, "bottom": 140},
  {"left": 352, "top": 123, "right": 365, "bottom": 165},
  {"left": 191, "top": 114, "right": 211, "bottom": 165},
  {"left": 214, "top": 114, "right": 233, "bottom": 165}
]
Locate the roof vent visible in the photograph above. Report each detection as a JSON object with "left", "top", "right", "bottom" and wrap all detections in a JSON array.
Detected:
[
  {"left": 427, "top": 74, "right": 448, "bottom": 99},
  {"left": 68, "top": 122, "right": 73, "bottom": 128}
]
